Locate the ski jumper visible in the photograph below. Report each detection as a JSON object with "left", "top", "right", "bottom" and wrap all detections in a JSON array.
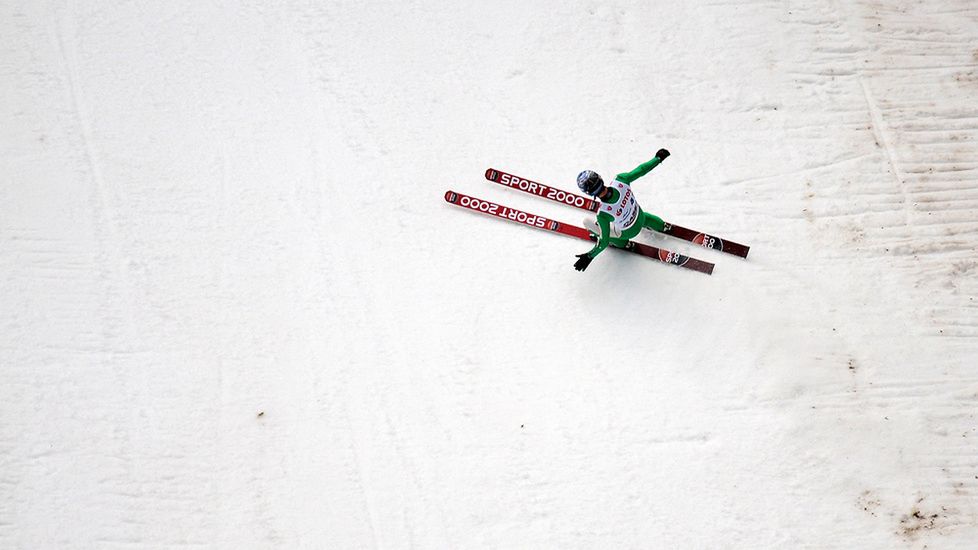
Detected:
[{"left": 582, "top": 157, "right": 666, "bottom": 259}]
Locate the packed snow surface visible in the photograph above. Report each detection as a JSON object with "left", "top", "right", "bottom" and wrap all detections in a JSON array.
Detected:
[{"left": 2, "top": 1, "right": 978, "bottom": 548}]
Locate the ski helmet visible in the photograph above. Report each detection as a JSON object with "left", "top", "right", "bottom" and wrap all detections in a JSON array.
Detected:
[{"left": 577, "top": 170, "right": 604, "bottom": 196}]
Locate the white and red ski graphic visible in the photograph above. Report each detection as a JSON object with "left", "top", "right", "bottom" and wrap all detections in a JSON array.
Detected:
[
  {"left": 444, "top": 190, "right": 714, "bottom": 275},
  {"left": 484, "top": 168, "right": 750, "bottom": 258}
]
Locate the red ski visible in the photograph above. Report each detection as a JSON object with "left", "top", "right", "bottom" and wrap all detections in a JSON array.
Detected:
[
  {"left": 484, "top": 167, "right": 750, "bottom": 258},
  {"left": 444, "top": 190, "right": 714, "bottom": 275}
]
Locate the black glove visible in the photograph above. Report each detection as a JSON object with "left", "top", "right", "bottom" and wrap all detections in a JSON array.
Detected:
[
  {"left": 656, "top": 148, "right": 670, "bottom": 160},
  {"left": 574, "top": 253, "right": 594, "bottom": 272}
]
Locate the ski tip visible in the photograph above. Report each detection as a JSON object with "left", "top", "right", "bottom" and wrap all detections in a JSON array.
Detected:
[
  {"left": 444, "top": 190, "right": 459, "bottom": 203},
  {"left": 484, "top": 168, "right": 497, "bottom": 181}
]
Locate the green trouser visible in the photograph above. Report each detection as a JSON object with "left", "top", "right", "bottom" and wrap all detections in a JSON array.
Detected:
[{"left": 608, "top": 211, "right": 665, "bottom": 248}]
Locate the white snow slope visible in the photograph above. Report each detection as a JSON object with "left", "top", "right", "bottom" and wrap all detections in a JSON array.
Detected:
[{"left": 2, "top": 1, "right": 978, "bottom": 548}]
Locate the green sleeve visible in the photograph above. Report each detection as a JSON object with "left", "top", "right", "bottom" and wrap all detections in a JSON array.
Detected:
[
  {"left": 585, "top": 212, "right": 614, "bottom": 258},
  {"left": 615, "top": 155, "right": 663, "bottom": 184}
]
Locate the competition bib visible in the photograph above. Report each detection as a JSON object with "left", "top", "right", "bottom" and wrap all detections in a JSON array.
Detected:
[{"left": 600, "top": 181, "right": 639, "bottom": 231}]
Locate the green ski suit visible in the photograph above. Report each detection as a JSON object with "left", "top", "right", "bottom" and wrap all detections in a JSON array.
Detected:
[{"left": 581, "top": 155, "right": 666, "bottom": 260}]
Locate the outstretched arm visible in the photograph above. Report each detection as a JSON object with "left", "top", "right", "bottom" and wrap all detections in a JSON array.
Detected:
[
  {"left": 586, "top": 214, "right": 613, "bottom": 258},
  {"left": 615, "top": 149, "right": 670, "bottom": 184},
  {"left": 574, "top": 213, "right": 613, "bottom": 271}
]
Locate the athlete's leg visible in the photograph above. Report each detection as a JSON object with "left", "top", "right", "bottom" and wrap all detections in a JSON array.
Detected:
[{"left": 641, "top": 211, "right": 665, "bottom": 232}]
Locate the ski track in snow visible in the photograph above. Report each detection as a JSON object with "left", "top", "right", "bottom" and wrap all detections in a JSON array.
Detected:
[{"left": 2, "top": 1, "right": 977, "bottom": 548}]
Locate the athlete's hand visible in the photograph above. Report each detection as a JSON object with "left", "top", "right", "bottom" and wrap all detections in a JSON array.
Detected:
[
  {"left": 574, "top": 253, "right": 594, "bottom": 272},
  {"left": 656, "top": 148, "right": 670, "bottom": 160}
]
